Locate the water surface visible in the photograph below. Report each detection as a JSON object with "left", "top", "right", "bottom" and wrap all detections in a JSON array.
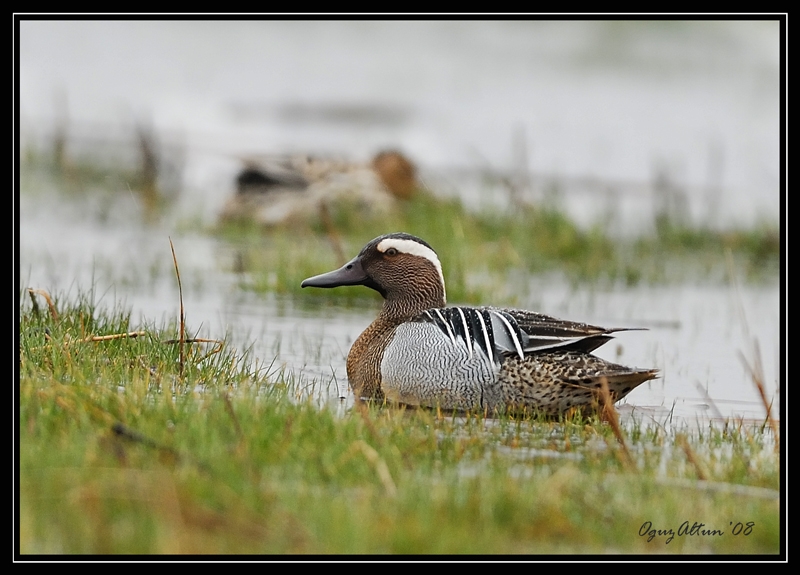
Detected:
[{"left": 19, "top": 189, "right": 780, "bottom": 428}]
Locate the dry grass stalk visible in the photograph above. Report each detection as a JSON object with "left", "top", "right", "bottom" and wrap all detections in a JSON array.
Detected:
[
  {"left": 725, "top": 248, "right": 779, "bottom": 449},
  {"left": 27, "top": 288, "right": 58, "bottom": 321},
  {"left": 169, "top": 238, "right": 186, "bottom": 379},
  {"left": 26, "top": 289, "right": 153, "bottom": 345},
  {"left": 196, "top": 341, "right": 225, "bottom": 363},
  {"left": 84, "top": 331, "right": 148, "bottom": 342},
  {"left": 738, "top": 345, "right": 779, "bottom": 449},
  {"left": 597, "top": 377, "right": 634, "bottom": 469},
  {"left": 26, "top": 331, "right": 152, "bottom": 353}
]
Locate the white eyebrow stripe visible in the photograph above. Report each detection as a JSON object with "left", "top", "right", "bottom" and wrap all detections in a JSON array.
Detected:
[
  {"left": 433, "top": 308, "right": 456, "bottom": 346},
  {"left": 376, "top": 237, "right": 446, "bottom": 303},
  {"left": 491, "top": 310, "right": 524, "bottom": 360},
  {"left": 456, "top": 307, "right": 472, "bottom": 359},
  {"left": 474, "top": 310, "right": 494, "bottom": 365}
]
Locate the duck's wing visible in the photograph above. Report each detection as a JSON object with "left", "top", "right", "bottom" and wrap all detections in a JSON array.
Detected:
[
  {"left": 499, "top": 308, "right": 637, "bottom": 354},
  {"left": 414, "top": 306, "right": 639, "bottom": 363}
]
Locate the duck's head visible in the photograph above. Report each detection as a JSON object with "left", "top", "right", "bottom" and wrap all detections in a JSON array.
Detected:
[{"left": 301, "top": 232, "right": 446, "bottom": 314}]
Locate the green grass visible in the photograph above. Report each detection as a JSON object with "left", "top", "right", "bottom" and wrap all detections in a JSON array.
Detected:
[
  {"left": 213, "top": 191, "right": 779, "bottom": 307},
  {"left": 18, "top": 295, "right": 781, "bottom": 555}
]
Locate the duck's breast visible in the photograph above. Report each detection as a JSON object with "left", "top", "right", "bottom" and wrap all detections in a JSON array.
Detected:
[{"left": 380, "top": 321, "right": 498, "bottom": 410}]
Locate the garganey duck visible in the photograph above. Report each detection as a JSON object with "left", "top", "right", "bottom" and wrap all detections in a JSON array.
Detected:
[
  {"left": 302, "top": 232, "right": 658, "bottom": 415},
  {"left": 220, "top": 151, "right": 419, "bottom": 225}
]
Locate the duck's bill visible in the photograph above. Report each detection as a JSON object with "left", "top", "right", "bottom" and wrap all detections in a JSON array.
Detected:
[{"left": 301, "top": 256, "right": 368, "bottom": 288}]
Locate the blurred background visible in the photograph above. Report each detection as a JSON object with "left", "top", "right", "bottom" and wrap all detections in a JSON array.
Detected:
[
  {"left": 17, "top": 19, "right": 782, "bottom": 424},
  {"left": 19, "top": 20, "right": 780, "bottom": 228}
]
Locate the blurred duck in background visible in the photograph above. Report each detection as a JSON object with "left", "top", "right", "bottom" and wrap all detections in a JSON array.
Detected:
[{"left": 220, "top": 150, "right": 419, "bottom": 226}]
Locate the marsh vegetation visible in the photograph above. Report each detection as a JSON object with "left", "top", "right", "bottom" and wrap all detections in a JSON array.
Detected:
[
  {"left": 17, "top": 129, "right": 781, "bottom": 556},
  {"left": 19, "top": 293, "right": 780, "bottom": 554}
]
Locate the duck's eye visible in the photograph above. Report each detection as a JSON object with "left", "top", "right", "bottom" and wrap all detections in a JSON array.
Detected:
[{"left": 384, "top": 248, "right": 398, "bottom": 257}]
